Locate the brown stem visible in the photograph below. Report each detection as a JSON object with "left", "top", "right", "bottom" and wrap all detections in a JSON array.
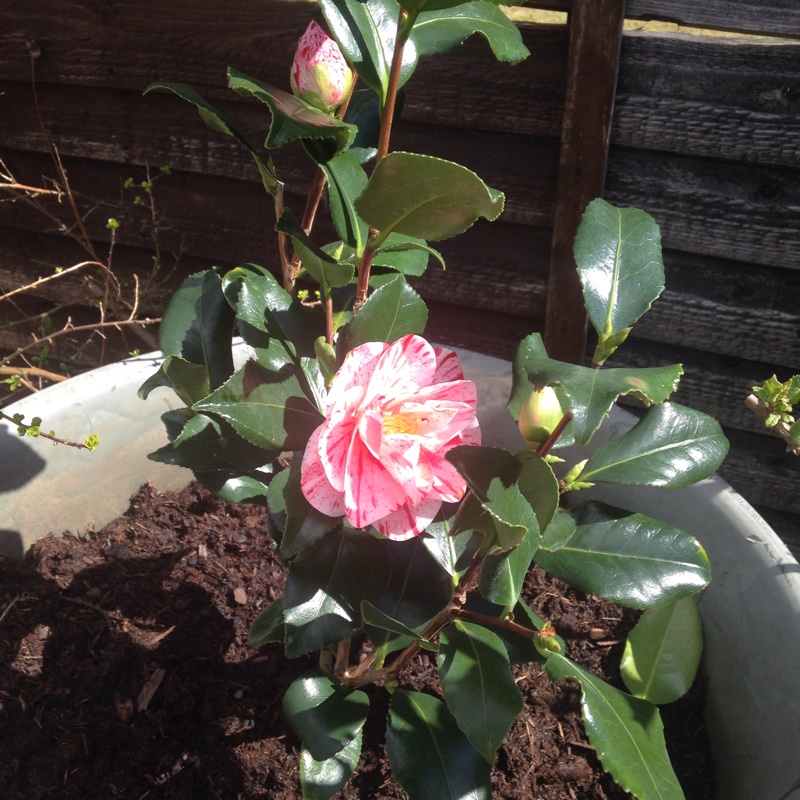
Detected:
[
  {"left": 537, "top": 411, "right": 573, "bottom": 458},
  {"left": 324, "top": 293, "right": 334, "bottom": 347},
  {"left": 453, "top": 608, "right": 537, "bottom": 640}
]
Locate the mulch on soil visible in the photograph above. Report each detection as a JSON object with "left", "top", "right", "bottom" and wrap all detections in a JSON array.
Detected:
[{"left": 0, "top": 481, "right": 714, "bottom": 799}]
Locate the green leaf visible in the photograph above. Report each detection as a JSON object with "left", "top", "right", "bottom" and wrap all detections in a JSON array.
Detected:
[
  {"left": 478, "top": 520, "right": 539, "bottom": 612},
  {"left": 535, "top": 502, "right": 710, "bottom": 608},
  {"left": 224, "top": 266, "right": 324, "bottom": 369},
  {"left": 196, "top": 471, "right": 272, "bottom": 505},
  {"left": 364, "top": 536, "right": 451, "bottom": 654},
  {"left": 621, "top": 597, "right": 703, "bottom": 705},
  {"left": 540, "top": 508, "right": 577, "bottom": 552},
  {"left": 147, "top": 411, "right": 276, "bottom": 472},
  {"left": 580, "top": 403, "right": 729, "bottom": 487},
  {"left": 283, "top": 528, "right": 390, "bottom": 657},
  {"left": 228, "top": 68, "right": 356, "bottom": 154},
  {"left": 156, "top": 270, "right": 235, "bottom": 391},
  {"left": 361, "top": 600, "right": 436, "bottom": 651},
  {"left": 510, "top": 333, "right": 683, "bottom": 445},
  {"left": 320, "top": 0, "right": 419, "bottom": 105},
  {"left": 446, "top": 446, "right": 540, "bottom": 553},
  {"left": 282, "top": 669, "right": 370, "bottom": 761},
  {"left": 413, "top": 1, "right": 529, "bottom": 63},
  {"left": 319, "top": 151, "right": 370, "bottom": 253},
  {"left": 374, "top": 233, "right": 444, "bottom": 274},
  {"left": 276, "top": 211, "right": 355, "bottom": 291},
  {"left": 279, "top": 456, "right": 340, "bottom": 559},
  {"left": 300, "top": 730, "right": 362, "bottom": 800},
  {"left": 386, "top": 690, "right": 491, "bottom": 800},
  {"left": 574, "top": 198, "right": 665, "bottom": 364},
  {"left": 144, "top": 82, "right": 277, "bottom": 194},
  {"left": 337, "top": 274, "right": 427, "bottom": 353},
  {"left": 193, "top": 360, "right": 323, "bottom": 451},
  {"left": 438, "top": 620, "right": 523, "bottom": 762},
  {"left": 355, "top": 152, "right": 504, "bottom": 248},
  {"left": 545, "top": 653, "right": 685, "bottom": 800},
  {"left": 248, "top": 598, "right": 285, "bottom": 647},
  {"left": 423, "top": 516, "right": 481, "bottom": 580},
  {"left": 138, "top": 355, "right": 209, "bottom": 406},
  {"left": 790, "top": 419, "right": 800, "bottom": 446}
]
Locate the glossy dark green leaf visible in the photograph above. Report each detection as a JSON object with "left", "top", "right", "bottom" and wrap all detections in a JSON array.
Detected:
[
  {"left": 478, "top": 519, "right": 539, "bottom": 613},
  {"left": 545, "top": 653, "right": 685, "bottom": 800},
  {"left": 438, "top": 620, "right": 523, "bottom": 762},
  {"left": 300, "top": 731, "right": 362, "bottom": 800},
  {"left": 193, "top": 360, "right": 323, "bottom": 451},
  {"left": 621, "top": 597, "right": 703, "bottom": 705},
  {"left": 198, "top": 471, "right": 272, "bottom": 505},
  {"left": 423, "top": 516, "right": 481, "bottom": 580},
  {"left": 147, "top": 411, "right": 275, "bottom": 472},
  {"left": 510, "top": 333, "right": 683, "bottom": 445},
  {"left": 276, "top": 211, "right": 355, "bottom": 291},
  {"left": 574, "top": 198, "right": 664, "bottom": 361},
  {"left": 580, "top": 403, "right": 729, "bottom": 488},
  {"left": 138, "top": 355, "right": 209, "bottom": 407},
  {"left": 342, "top": 88, "right": 381, "bottom": 163},
  {"left": 224, "top": 267, "right": 324, "bottom": 369},
  {"left": 540, "top": 508, "right": 577, "bottom": 552},
  {"left": 337, "top": 274, "right": 427, "bottom": 353},
  {"left": 367, "top": 536, "right": 452, "bottom": 654},
  {"left": 283, "top": 528, "right": 390, "bottom": 657},
  {"left": 156, "top": 270, "right": 235, "bottom": 390},
  {"left": 374, "top": 233, "right": 444, "bottom": 274},
  {"left": 228, "top": 68, "right": 355, "bottom": 154},
  {"left": 413, "top": 1, "right": 529, "bottom": 63},
  {"left": 361, "top": 600, "right": 436, "bottom": 651},
  {"left": 320, "top": 151, "right": 370, "bottom": 253},
  {"left": 144, "top": 82, "right": 277, "bottom": 193},
  {"left": 405, "top": 0, "right": 518, "bottom": 12},
  {"left": 355, "top": 152, "right": 504, "bottom": 247},
  {"left": 535, "top": 503, "right": 710, "bottom": 608},
  {"left": 386, "top": 690, "right": 491, "bottom": 800},
  {"left": 320, "top": 0, "right": 419, "bottom": 104},
  {"left": 282, "top": 669, "right": 370, "bottom": 761},
  {"left": 279, "top": 455, "right": 340, "bottom": 559},
  {"left": 248, "top": 598, "right": 285, "bottom": 647},
  {"left": 447, "top": 446, "right": 540, "bottom": 553}
]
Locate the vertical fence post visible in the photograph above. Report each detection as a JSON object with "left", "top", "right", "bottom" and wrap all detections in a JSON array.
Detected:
[{"left": 544, "top": 0, "right": 625, "bottom": 363}]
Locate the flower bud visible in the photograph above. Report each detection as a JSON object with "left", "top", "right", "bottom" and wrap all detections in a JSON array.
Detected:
[
  {"left": 290, "top": 21, "right": 354, "bottom": 114},
  {"left": 518, "top": 386, "right": 563, "bottom": 451}
]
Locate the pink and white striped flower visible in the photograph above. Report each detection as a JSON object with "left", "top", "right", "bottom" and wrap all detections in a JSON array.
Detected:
[{"left": 301, "top": 335, "right": 480, "bottom": 541}]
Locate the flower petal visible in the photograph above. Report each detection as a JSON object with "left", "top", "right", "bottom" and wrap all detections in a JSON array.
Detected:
[
  {"left": 300, "top": 427, "right": 346, "bottom": 517},
  {"left": 433, "top": 346, "right": 464, "bottom": 383},
  {"left": 375, "top": 496, "right": 442, "bottom": 541},
  {"left": 344, "top": 435, "right": 405, "bottom": 528}
]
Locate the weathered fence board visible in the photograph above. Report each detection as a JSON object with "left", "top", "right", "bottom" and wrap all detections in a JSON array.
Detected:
[
  {"left": 605, "top": 147, "right": 800, "bottom": 269},
  {"left": 626, "top": 0, "right": 800, "bottom": 39},
  {"left": 614, "top": 33, "right": 800, "bottom": 168}
]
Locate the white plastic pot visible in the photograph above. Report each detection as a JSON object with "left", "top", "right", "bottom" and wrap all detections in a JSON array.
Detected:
[{"left": 1, "top": 350, "right": 798, "bottom": 800}]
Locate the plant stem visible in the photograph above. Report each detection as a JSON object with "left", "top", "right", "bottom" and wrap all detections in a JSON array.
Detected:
[
  {"left": 0, "top": 410, "right": 93, "bottom": 450},
  {"left": 353, "top": 9, "right": 415, "bottom": 313},
  {"left": 745, "top": 393, "right": 800, "bottom": 456},
  {"left": 452, "top": 608, "right": 537, "bottom": 640},
  {"left": 537, "top": 411, "right": 573, "bottom": 458}
]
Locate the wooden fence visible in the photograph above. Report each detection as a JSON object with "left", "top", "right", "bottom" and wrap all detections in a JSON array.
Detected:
[{"left": 1, "top": 0, "right": 799, "bottom": 551}]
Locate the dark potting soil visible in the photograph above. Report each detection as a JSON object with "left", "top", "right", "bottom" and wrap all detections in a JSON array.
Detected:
[{"left": 0, "top": 481, "right": 714, "bottom": 799}]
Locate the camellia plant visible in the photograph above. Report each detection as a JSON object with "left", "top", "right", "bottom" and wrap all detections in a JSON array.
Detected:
[{"left": 140, "top": 3, "right": 729, "bottom": 799}]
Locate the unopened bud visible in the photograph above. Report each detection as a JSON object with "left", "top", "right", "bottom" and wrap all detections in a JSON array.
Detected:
[
  {"left": 290, "top": 21, "right": 353, "bottom": 114},
  {"left": 518, "top": 386, "right": 563, "bottom": 451}
]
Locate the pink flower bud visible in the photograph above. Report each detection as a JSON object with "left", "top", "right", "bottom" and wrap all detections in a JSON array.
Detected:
[{"left": 290, "top": 21, "right": 354, "bottom": 114}]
